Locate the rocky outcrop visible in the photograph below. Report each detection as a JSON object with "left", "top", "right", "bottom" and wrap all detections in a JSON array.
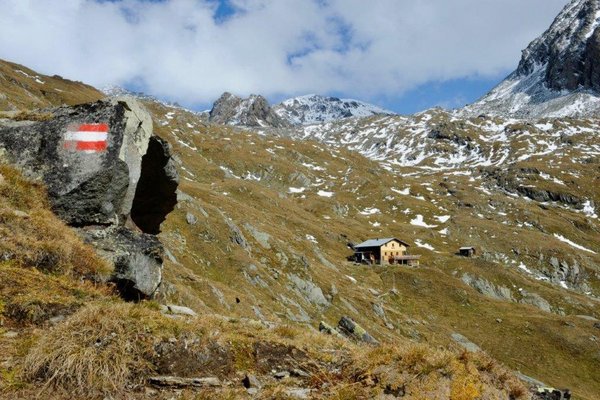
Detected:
[
  {"left": 287, "top": 274, "right": 329, "bottom": 307},
  {"left": 0, "top": 97, "right": 179, "bottom": 299},
  {"left": 519, "top": 291, "right": 552, "bottom": 313},
  {"left": 545, "top": 257, "right": 591, "bottom": 292},
  {"left": 516, "top": 0, "right": 600, "bottom": 92},
  {"left": 451, "top": 333, "right": 481, "bottom": 352},
  {"left": 461, "top": 273, "right": 555, "bottom": 313},
  {"left": 461, "top": 273, "right": 514, "bottom": 301},
  {"left": 481, "top": 167, "right": 586, "bottom": 209},
  {"left": 222, "top": 214, "right": 249, "bottom": 249},
  {"left": 209, "top": 92, "right": 290, "bottom": 128}
]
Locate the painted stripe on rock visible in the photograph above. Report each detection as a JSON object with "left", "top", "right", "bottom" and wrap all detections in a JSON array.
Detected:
[
  {"left": 75, "top": 123, "right": 108, "bottom": 132},
  {"left": 75, "top": 141, "right": 107, "bottom": 151},
  {"left": 64, "top": 132, "right": 108, "bottom": 141}
]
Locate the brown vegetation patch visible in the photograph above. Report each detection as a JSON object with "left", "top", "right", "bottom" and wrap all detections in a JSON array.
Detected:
[
  {"left": 253, "top": 341, "right": 310, "bottom": 374},
  {"left": 153, "top": 339, "right": 236, "bottom": 379},
  {"left": 23, "top": 302, "right": 181, "bottom": 397}
]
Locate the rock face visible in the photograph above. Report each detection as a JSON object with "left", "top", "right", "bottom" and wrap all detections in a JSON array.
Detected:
[
  {"left": 0, "top": 97, "right": 179, "bottom": 299},
  {"left": 517, "top": 0, "right": 600, "bottom": 93},
  {"left": 273, "top": 94, "right": 395, "bottom": 125},
  {"left": 209, "top": 92, "right": 290, "bottom": 128},
  {"left": 481, "top": 167, "right": 587, "bottom": 210},
  {"left": 466, "top": 0, "right": 600, "bottom": 117}
]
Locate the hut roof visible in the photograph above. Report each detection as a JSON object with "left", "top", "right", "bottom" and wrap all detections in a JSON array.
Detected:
[{"left": 355, "top": 238, "right": 410, "bottom": 249}]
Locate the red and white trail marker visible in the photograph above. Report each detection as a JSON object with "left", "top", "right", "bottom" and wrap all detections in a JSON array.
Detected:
[{"left": 64, "top": 123, "right": 108, "bottom": 153}]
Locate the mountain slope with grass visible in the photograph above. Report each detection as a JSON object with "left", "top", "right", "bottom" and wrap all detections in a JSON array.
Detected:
[
  {"left": 1, "top": 1, "right": 600, "bottom": 395},
  {"left": 0, "top": 60, "right": 546, "bottom": 400},
  {"left": 142, "top": 96, "right": 600, "bottom": 399}
]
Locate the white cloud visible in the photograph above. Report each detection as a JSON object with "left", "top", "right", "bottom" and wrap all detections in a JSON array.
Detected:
[{"left": 0, "top": 0, "right": 568, "bottom": 106}]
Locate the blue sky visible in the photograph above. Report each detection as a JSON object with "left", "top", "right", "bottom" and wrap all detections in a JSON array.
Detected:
[{"left": 0, "top": 0, "right": 569, "bottom": 114}]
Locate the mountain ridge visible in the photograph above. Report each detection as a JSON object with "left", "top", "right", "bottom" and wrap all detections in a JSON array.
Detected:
[{"left": 101, "top": 86, "right": 395, "bottom": 127}]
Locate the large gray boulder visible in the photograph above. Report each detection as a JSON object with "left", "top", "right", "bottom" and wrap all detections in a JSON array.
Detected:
[
  {"left": 0, "top": 97, "right": 177, "bottom": 230},
  {"left": 0, "top": 97, "right": 179, "bottom": 299}
]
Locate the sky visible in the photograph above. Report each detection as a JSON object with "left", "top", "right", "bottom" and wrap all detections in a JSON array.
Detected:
[{"left": 0, "top": 0, "right": 570, "bottom": 114}]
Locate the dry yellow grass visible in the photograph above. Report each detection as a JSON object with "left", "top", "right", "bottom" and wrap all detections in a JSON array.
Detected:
[
  {"left": 7, "top": 109, "right": 54, "bottom": 121},
  {"left": 0, "top": 263, "right": 108, "bottom": 325},
  {"left": 0, "top": 166, "right": 117, "bottom": 396},
  {"left": 0, "top": 164, "right": 110, "bottom": 277},
  {"left": 23, "top": 302, "right": 181, "bottom": 396},
  {"left": 17, "top": 301, "right": 530, "bottom": 399}
]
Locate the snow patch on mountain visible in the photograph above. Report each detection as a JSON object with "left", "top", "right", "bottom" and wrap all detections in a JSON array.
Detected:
[{"left": 281, "top": 107, "right": 600, "bottom": 179}]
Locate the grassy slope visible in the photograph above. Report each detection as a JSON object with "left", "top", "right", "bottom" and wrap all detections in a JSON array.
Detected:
[
  {"left": 0, "top": 59, "right": 104, "bottom": 112},
  {"left": 0, "top": 165, "right": 530, "bottom": 399},
  {"left": 145, "top": 101, "right": 600, "bottom": 399},
  {"left": 0, "top": 59, "right": 535, "bottom": 399}
]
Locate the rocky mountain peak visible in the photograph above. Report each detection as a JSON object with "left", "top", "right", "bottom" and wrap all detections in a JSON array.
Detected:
[
  {"left": 516, "top": 0, "right": 600, "bottom": 91},
  {"left": 273, "top": 94, "right": 395, "bottom": 125},
  {"left": 465, "top": 0, "right": 600, "bottom": 118},
  {"left": 209, "top": 92, "right": 290, "bottom": 128}
]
